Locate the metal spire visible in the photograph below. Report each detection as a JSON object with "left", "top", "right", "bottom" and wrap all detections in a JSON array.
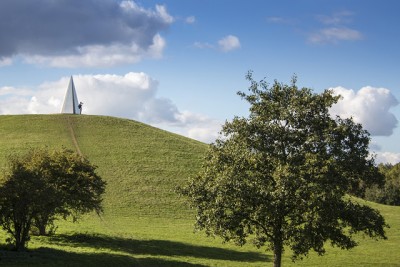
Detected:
[{"left": 60, "top": 76, "right": 80, "bottom": 114}]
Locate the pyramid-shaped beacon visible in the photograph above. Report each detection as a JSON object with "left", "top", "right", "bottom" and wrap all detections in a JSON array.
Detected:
[{"left": 61, "top": 76, "right": 80, "bottom": 114}]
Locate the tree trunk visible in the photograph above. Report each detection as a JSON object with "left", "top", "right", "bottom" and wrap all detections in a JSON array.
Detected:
[
  {"left": 14, "top": 223, "right": 23, "bottom": 251},
  {"left": 274, "top": 249, "right": 282, "bottom": 267},
  {"left": 38, "top": 223, "right": 47, "bottom": 236},
  {"left": 15, "top": 237, "right": 26, "bottom": 252},
  {"left": 273, "top": 245, "right": 283, "bottom": 267},
  {"left": 34, "top": 215, "right": 49, "bottom": 236},
  {"left": 14, "top": 221, "right": 30, "bottom": 251}
]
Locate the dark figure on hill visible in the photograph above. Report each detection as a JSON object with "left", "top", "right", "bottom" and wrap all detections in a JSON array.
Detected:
[{"left": 78, "top": 102, "right": 83, "bottom": 114}]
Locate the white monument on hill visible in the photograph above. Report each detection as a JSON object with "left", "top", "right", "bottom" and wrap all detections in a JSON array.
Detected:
[{"left": 61, "top": 76, "right": 82, "bottom": 114}]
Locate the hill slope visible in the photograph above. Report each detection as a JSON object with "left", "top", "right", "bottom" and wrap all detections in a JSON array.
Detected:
[
  {"left": 0, "top": 114, "right": 399, "bottom": 267},
  {"left": 0, "top": 114, "right": 206, "bottom": 218}
]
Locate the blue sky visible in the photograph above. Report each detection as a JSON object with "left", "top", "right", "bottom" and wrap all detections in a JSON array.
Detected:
[{"left": 0, "top": 0, "right": 399, "bottom": 163}]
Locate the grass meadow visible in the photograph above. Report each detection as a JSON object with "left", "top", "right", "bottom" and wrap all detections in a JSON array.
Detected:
[{"left": 0, "top": 114, "right": 399, "bottom": 266}]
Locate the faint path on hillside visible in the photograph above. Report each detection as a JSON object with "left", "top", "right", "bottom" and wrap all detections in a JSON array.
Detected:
[{"left": 65, "top": 116, "right": 83, "bottom": 157}]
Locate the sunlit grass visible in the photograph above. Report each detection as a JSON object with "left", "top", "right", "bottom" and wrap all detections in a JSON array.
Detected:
[{"left": 0, "top": 114, "right": 399, "bottom": 266}]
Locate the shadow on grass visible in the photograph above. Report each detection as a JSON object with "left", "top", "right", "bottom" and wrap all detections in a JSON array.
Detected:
[
  {"left": 47, "top": 233, "right": 269, "bottom": 263},
  {"left": 0, "top": 247, "right": 206, "bottom": 267}
]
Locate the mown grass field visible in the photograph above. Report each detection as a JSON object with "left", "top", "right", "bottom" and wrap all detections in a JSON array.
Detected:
[{"left": 0, "top": 114, "right": 399, "bottom": 266}]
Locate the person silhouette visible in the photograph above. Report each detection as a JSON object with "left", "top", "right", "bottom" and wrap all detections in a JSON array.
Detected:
[{"left": 78, "top": 102, "right": 83, "bottom": 114}]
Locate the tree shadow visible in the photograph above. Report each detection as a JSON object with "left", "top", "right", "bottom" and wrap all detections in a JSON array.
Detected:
[
  {"left": 47, "top": 233, "right": 270, "bottom": 263},
  {"left": 0, "top": 247, "right": 207, "bottom": 267}
]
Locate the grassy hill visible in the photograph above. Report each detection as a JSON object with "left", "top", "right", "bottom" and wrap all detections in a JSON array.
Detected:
[{"left": 0, "top": 114, "right": 399, "bottom": 266}]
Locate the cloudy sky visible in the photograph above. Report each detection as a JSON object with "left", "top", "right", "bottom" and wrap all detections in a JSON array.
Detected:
[{"left": 0, "top": 0, "right": 400, "bottom": 164}]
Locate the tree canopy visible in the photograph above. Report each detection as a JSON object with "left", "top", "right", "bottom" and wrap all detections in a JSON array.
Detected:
[
  {"left": 0, "top": 147, "right": 106, "bottom": 251},
  {"left": 180, "top": 72, "right": 387, "bottom": 267}
]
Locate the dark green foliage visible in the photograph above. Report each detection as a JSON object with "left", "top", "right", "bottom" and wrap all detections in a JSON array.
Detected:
[
  {"left": 30, "top": 148, "right": 106, "bottom": 235},
  {"left": 365, "top": 163, "right": 400, "bottom": 205},
  {"left": 0, "top": 160, "right": 47, "bottom": 251},
  {"left": 180, "top": 72, "right": 387, "bottom": 267},
  {"left": 0, "top": 148, "right": 106, "bottom": 251}
]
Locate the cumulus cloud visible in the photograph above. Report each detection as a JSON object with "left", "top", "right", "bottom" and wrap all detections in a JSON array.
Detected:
[
  {"left": 24, "top": 35, "right": 166, "bottom": 68},
  {"left": 218, "top": 35, "right": 241, "bottom": 52},
  {"left": 330, "top": 86, "right": 399, "bottom": 136},
  {"left": 0, "top": 0, "right": 173, "bottom": 67},
  {"left": 0, "top": 72, "right": 220, "bottom": 143}
]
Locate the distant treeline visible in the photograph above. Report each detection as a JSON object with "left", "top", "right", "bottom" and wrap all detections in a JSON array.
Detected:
[{"left": 365, "top": 163, "right": 400, "bottom": 206}]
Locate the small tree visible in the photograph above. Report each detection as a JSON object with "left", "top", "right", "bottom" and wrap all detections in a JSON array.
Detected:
[
  {"left": 0, "top": 148, "right": 106, "bottom": 250},
  {"left": 0, "top": 155, "right": 49, "bottom": 251},
  {"left": 30, "top": 148, "right": 106, "bottom": 235},
  {"left": 180, "top": 72, "right": 387, "bottom": 267}
]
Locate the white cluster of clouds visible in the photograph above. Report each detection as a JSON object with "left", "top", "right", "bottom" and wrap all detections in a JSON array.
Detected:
[
  {"left": 0, "top": 72, "right": 221, "bottom": 143},
  {"left": 0, "top": 0, "right": 239, "bottom": 66},
  {"left": 0, "top": 0, "right": 173, "bottom": 67},
  {"left": 1, "top": 73, "right": 399, "bottom": 162},
  {"left": 330, "top": 86, "right": 399, "bottom": 164},
  {"left": 24, "top": 35, "right": 166, "bottom": 68},
  {"left": 218, "top": 35, "right": 241, "bottom": 52},
  {"left": 330, "top": 86, "right": 398, "bottom": 136},
  {"left": 194, "top": 35, "right": 241, "bottom": 52}
]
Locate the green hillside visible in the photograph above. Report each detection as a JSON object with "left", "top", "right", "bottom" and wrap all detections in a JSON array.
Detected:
[
  {"left": 0, "top": 115, "right": 206, "bottom": 219},
  {"left": 0, "top": 114, "right": 399, "bottom": 267}
]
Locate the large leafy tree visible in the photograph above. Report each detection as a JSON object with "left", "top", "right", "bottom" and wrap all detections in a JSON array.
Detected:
[
  {"left": 180, "top": 72, "right": 387, "bottom": 267},
  {"left": 0, "top": 148, "right": 106, "bottom": 250}
]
